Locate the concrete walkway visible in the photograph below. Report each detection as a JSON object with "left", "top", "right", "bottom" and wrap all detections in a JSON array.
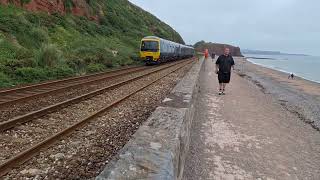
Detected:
[{"left": 183, "top": 58, "right": 320, "bottom": 180}]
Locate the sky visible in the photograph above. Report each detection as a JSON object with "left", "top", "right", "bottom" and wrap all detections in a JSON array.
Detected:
[{"left": 128, "top": 0, "right": 320, "bottom": 56}]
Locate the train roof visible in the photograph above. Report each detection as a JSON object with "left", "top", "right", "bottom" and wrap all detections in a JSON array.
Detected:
[{"left": 142, "top": 36, "right": 194, "bottom": 49}]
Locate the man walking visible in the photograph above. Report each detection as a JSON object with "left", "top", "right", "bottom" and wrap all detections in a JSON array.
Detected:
[
  {"left": 211, "top": 53, "right": 216, "bottom": 59},
  {"left": 215, "top": 48, "right": 235, "bottom": 95}
]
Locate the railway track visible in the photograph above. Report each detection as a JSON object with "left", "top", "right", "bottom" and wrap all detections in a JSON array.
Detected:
[
  {"left": 0, "top": 60, "right": 184, "bottom": 131},
  {"left": 0, "top": 59, "right": 194, "bottom": 176},
  {"left": 0, "top": 66, "right": 150, "bottom": 109}
]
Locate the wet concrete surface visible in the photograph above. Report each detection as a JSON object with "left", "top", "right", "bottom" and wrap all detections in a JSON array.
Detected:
[{"left": 183, "top": 58, "right": 320, "bottom": 180}]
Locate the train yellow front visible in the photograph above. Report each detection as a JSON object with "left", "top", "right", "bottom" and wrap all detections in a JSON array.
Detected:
[{"left": 140, "top": 36, "right": 194, "bottom": 65}]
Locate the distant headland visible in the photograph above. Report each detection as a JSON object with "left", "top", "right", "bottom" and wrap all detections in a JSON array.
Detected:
[
  {"left": 194, "top": 41, "right": 243, "bottom": 57},
  {"left": 242, "top": 49, "right": 309, "bottom": 56}
]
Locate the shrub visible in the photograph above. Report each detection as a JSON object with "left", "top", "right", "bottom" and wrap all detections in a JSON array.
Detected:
[
  {"left": 48, "top": 65, "right": 74, "bottom": 79},
  {"left": 1, "top": 58, "right": 25, "bottom": 74},
  {"left": 15, "top": 47, "right": 34, "bottom": 60},
  {"left": 0, "top": 72, "right": 12, "bottom": 87},
  {"left": 36, "top": 44, "right": 63, "bottom": 67},
  {"left": 14, "top": 66, "right": 73, "bottom": 84},
  {"left": 87, "top": 63, "right": 105, "bottom": 73},
  {"left": 30, "top": 27, "right": 49, "bottom": 47},
  {"left": 15, "top": 67, "right": 48, "bottom": 83},
  {"left": 130, "top": 53, "right": 140, "bottom": 62},
  {"left": 65, "top": 56, "right": 86, "bottom": 73},
  {"left": 0, "top": 39, "right": 18, "bottom": 59},
  {"left": 99, "top": 50, "right": 118, "bottom": 66},
  {"left": 103, "top": 58, "right": 115, "bottom": 68},
  {"left": 68, "top": 38, "right": 118, "bottom": 66}
]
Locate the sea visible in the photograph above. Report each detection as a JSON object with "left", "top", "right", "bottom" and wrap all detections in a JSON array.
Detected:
[{"left": 244, "top": 54, "right": 320, "bottom": 83}]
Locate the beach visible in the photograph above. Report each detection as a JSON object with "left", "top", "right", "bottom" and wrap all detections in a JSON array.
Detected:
[
  {"left": 244, "top": 54, "right": 320, "bottom": 84},
  {"left": 184, "top": 57, "right": 320, "bottom": 179},
  {"left": 235, "top": 57, "right": 320, "bottom": 130}
]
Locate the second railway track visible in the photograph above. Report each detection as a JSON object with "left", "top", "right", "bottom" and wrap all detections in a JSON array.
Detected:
[
  {"left": 0, "top": 62, "right": 180, "bottom": 122},
  {"left": 0, "top": 65, "right": 148, "bottom": 109},
  {"left": 0, "top": 59, "right": 194, "bottom": 176},
  {"left": 0, "top": 60, "right": 187, "bottom": 131}
]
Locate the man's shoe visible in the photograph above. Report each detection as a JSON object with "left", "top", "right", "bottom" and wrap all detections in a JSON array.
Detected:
[
  {"left": 222, "top": 92, "right": 225, "bottom": 95},
  {"left": 218, "top": 91, "right": 222, "bottom": 95}
]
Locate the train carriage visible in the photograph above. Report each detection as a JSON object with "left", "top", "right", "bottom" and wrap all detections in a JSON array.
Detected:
[{"left": 140, "top": 36, "right": 194, "bottom": 65}]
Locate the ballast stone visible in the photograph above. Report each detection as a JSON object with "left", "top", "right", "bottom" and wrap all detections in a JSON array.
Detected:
[{"left": 96, "top": 58, "right": 203, "bottom": 180}]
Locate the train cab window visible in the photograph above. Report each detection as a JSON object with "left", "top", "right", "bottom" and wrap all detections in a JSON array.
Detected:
[{"left": 141, "top": 41, "right": 159, "bottom": 52}]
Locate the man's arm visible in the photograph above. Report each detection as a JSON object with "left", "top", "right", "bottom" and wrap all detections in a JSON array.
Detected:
[
  {"left": 231, "top": 57, "right": 235, "bottom": 70},
  {"left": 215, "top": 64, "right": 219, "bottom": 74},
  {"left": 215, "top": 56, "right": 220, "bottom": 74}
]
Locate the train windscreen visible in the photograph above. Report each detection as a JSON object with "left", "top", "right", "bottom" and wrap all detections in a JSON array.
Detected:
[{"left": 141, "top": 41, "right": 159, "bottom": 52}]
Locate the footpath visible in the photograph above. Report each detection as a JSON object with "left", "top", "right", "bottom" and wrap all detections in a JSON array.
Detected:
[{"left": 183, "top": 58, "right": 320, "bottom": 180}]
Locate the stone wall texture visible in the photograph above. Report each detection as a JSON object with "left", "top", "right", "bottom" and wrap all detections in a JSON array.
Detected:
[{"left": 96, "top": 58, "right": 204, "bottom": 180}]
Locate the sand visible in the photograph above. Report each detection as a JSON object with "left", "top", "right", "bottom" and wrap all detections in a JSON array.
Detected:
[{"left": 236, "top": 57, "right": 320, "bottom": 130}]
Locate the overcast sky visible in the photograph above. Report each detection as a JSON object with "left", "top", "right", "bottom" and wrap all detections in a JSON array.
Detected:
[{"left": 129, "top": 0, "right": 320, "bottom": 55}]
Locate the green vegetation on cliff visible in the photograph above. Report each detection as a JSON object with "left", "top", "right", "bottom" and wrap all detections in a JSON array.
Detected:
[{"left": 0, "top": 0, "right": 184, "bottom": 87}]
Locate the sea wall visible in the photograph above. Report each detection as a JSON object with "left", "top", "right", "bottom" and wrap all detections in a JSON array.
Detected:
[{"left": 96, "top": 58, "right": 204, "bottom": 180}]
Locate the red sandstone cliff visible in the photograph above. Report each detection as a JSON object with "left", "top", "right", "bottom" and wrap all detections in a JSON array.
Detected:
[
  {"left": 0, "top": 0, "right": 98, "bottom": 20},
  {"left": 194, "top": 41, "right": 243, "bottom": 57}
]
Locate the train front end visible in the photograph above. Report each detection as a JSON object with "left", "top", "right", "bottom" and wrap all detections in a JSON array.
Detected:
[{"left": 140, "top": 37, "right": 161, "bottom": 65}]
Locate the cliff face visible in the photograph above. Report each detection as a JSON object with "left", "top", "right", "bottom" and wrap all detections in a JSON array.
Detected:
[
  {"left": 0, "top": 0, "right": 97, "bottom": 20},
  {"left": 0, "top": 0, "right": 184, "bottom": 44},
  {"left": 1, "top": 0, "right": 65, "bottom": 14},
  {"left": 0, "top": 0, "right": 185, "bottom": 87},
  {"left": 194, "top": 41, "right": 243, "bottom": 57}
]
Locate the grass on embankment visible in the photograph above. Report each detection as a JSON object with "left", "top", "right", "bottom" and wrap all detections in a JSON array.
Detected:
[{"left": 0, "top": 0, "right": 184, "bottom": 87}]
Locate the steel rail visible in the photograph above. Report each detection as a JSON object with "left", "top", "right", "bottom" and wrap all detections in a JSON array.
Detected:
[
  {"left": 0, "top": 60, "right": 189, "bottom": 131},
  {"left": 0, "top": 66, "right": 149, "bottom": 108},
  {"left": 0, "top": 59, "right": 193, "bottom": 177},
  {"left": 0, "top": 66, "right": 143, "bottom": 94}
]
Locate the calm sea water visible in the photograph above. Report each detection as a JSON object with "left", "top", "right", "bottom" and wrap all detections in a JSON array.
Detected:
[{"left": 244, "top": 54, "right": 320, "bottom": 83}]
